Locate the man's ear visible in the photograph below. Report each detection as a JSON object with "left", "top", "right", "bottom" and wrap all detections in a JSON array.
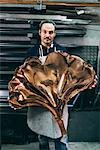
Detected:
[
  {"left": 54, "top": 31, "right": 56, "bottom": 38},
  {"left": 39, "top": 30, "right": 41, "bottom": 36}
]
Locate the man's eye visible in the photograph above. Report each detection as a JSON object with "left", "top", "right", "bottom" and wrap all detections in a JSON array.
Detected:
[
  {"left": 49, "top": 31, "right": 53, "bottom": 34},
  {"left": 43, "top": 31, "right": 46, "bottom": 34}
]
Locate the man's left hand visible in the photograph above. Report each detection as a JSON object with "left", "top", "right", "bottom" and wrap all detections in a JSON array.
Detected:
[{"left": 89, "top": 75, "right": 98, "bottom": 89}]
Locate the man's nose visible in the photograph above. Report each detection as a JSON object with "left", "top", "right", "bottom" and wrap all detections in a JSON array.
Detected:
[{"left": 45, "top": 32, "right": 50, "bottom": 37}]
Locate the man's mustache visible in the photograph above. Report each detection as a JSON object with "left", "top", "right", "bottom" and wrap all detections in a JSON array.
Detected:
[{"left": 45, "top": 37, "right": 51, "bottom": 40}]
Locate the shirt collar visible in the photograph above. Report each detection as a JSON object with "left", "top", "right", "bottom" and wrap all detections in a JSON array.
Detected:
[{"left": 40, "top": 42, "right": 54, "bottom": 50}]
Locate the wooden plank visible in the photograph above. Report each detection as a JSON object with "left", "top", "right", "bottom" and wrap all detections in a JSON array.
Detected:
[{"left": 0, "top": 0, "right": 100, "bottom": 7}]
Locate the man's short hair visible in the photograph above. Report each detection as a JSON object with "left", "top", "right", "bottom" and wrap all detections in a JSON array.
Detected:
[{"left": 39, "top": 20, "right": 56, "bottom": 30}]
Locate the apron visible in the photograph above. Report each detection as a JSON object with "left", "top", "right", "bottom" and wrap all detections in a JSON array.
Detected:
[{"left": 27, "top": 44, "right": 69, "bottom": 145}]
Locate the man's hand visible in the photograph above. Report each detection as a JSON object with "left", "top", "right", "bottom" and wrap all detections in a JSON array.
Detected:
[{"left": 89, "top": 75, "right": 98, "bottom": 89}]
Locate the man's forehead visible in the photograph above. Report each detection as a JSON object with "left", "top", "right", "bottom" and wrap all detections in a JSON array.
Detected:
[{"left": 41, "top": 23, "right": 55, "bottom": 30}]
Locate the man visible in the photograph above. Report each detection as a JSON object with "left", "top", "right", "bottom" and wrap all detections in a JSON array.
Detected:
[
  {"left": 26, "top": 20, "right": 69, "bottom": 150},
  {"left": 26, "top": 20, "right": 97, "bottom": 150}
]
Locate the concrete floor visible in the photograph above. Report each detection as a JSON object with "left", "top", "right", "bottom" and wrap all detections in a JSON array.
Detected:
[{"left": 1, "top": 142, "right": 100, "bottom": 150}]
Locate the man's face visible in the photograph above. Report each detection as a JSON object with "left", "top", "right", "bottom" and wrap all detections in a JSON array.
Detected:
[{"left": 39, "top": 23, "right": 56, "bottom": 47}]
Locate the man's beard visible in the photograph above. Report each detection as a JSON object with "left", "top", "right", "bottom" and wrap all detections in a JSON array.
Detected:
[
  {"left": 44, "top": 38, "right": 52, "bottom": 44},
  {"left": 41, "top": 38, "right": 53, "bottom": 47}
]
